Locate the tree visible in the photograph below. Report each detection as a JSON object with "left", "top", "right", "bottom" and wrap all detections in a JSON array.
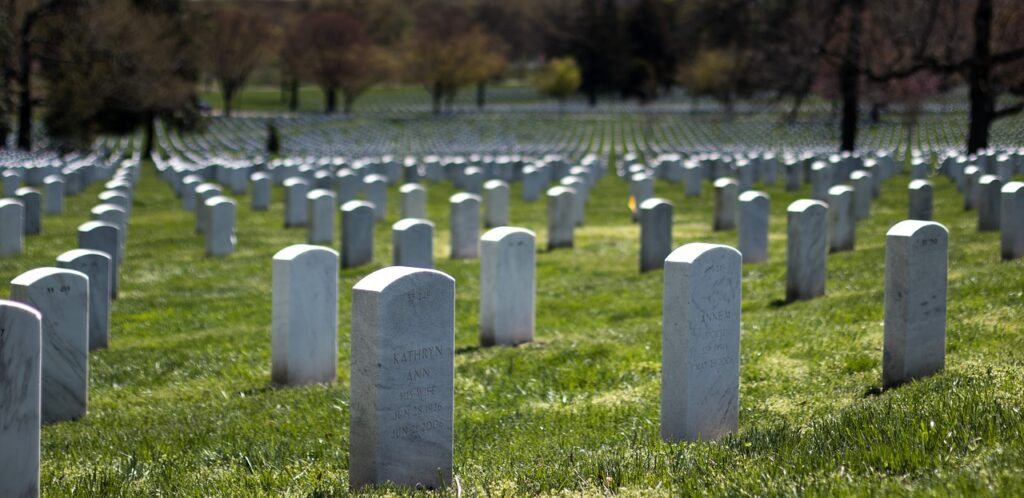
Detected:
[
  {"left": 289, "top": 11, "right": 384, "bottom": 114},
  {"left": 679, "top": 48, "right": 747, "bottom": 114},
  {"left": 405, "top": 2, "right": 504, "bottom": 114},
  {"left": 37, "top": 0, "right": 199, "bottom": 153},
  {"left": 570, "top": 0, "right": 624, "bottom": 106},
  {"left": 624, "top": 0, "right": 676, "bottom": 95},
  {"left": 533, "top": 56, "right": 581, "bottom": 106},
  {"left": 196, "top": 8, "right": 275, "bottom": 117}
]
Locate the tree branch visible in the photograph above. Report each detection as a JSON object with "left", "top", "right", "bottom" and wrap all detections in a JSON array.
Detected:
[
  {"left": 993, "top": 102, "right": 1024, "bottom": 120},
  {"left": 992, "top": 47, "right": 1024, "bottom": 66}
]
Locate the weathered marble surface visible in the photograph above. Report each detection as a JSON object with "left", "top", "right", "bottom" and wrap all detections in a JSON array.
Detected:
[
  {"left": 712, "top": 178, "right": 738, "bottom": 231},
  {"left": 828, "top": 185, "right": 855, "bottom": 252},
  {"left": 738, "top": 190, "right": 769, "bottom": 264},
  {"left": 272, "top": 245, "right": 339, "bottom": 386},
  {"left": 283, "top": 177, "right": 310, "bottom": 227},
  {"left": 546, "top": 186, "right": 576, "bottom": 250},
  {"left": 0, "top": 299, "right": 42, "bottom": 498},
  {"left": 392, "top": 218, "right": 434, "bottom": 269},
  {"left": 205, "top": 196, "right": 237, "bottom": 257},
  {"left": 250, "top": 173, "right": 271, "bottom": 211},
  {"left": 908, "top": 179, "right": 933, "bottom": 221},
  {"left": 483, "top": 180, "right": 510, "bottom": 228},
  {"left": 786, "top": 199, "right": 828, "bottom": 301},
  {"left": 10, "top": 268, "right": 89, "bottom": 424},
  {"left": 661, "top": 243, "right": 741, "bottom": 442},
  {"left": 15, "top": 188, "right": 40, "bottom": 235},
  {"left": 639, "top": 198, "right": 673, "bottom": 272},
  {"left": 449, "top": 193, "right": 481, "bottom": 259},
  {"left": 977, "top": 174, "right": 1003, "bottom": 231},
  {"left": 307, "top": 189, "right": 336, "bottom": 245},
  {"left": 400, "top": 183, "right": 427, "bottom": 219},
  {"left": 883, "top": 220, "right": 948, "bottom": 388},
  {"left": 480, "top": 227, "right": 535, "bottom": 346},
  {"left": 56, "top": 249, "right": 111, "bottom": 350},
  {"left": 350, "top": 267, "right": 455, "bottom": 490},
  {"left": 0, "top": 199, "right": 24, "bottom": 257},
  {"left": 78, "top": 221, "right": 121, "bottom": 299},
  {"left": 1002, "top": 181, "right": 1024, "bottom": 260}
]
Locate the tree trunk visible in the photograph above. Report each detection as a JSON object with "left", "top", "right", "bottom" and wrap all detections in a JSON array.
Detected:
[
  {"left": 838, "top": 0, "right": 864, "bottom": 152},
  {"left": 444, "top": 89, "right": 456, "bottom": 112},
  {"left": 324, "top": 86, "right": 337, "bottom": 113},
  {"left": 288, "top": 80, "right": 299, "bottom": 112},
  {"left": 343, "top": 93, "right": 354, "bottom": 115},
  {"left": 476, "top": 82, "right": 486, "bottom": 109},
  {"left": 967, "top": 0, "right": 993, "bottom": 153},
  {"left": 785, "top": 93, "right": 805, "bottom": 125},
  {"left": 432, "top": 82, "right": 443, "bottom": 114},
  {"left": 870, "top": 103, "right": 881, "bottom": 124},
  {"left": 222, "top": 82, "right": 236, "bottom": 118},
  {"left": 16, "top": 24, "right": 32, "bottom": 151},
  {"left": 142, "top": 112, "right": 155, "bottom": 159},
  {"left": 587, "top": 88, "right": 597, "bottom": 107}
]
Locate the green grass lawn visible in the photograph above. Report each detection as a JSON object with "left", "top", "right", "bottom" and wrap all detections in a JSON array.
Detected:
[{"left": 2, "top": 154, "right": 1023, "bottom": 496}]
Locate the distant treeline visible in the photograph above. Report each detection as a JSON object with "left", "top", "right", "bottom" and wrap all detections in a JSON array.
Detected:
[{"left": 2, "top": 0, "right": 1023, "bottom": 153}]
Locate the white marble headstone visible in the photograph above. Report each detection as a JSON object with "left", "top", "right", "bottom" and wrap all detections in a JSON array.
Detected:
[
  {"left": 449, "top": 193, "right": 481, "bottom": 259},
  {"left": 483, "top": 180, "right": 510, "bottom": 228},
  {"left": 712, "top": 178, "right": 738, "bottom": 231},
  {"left": 480, "top": 227, "right": 535, "bottom": 346},
  {"left": 350, "top": 267, "right": 455, "bottom": 489},
  {"left": 272, "top": 245, "right": 339, "bottom": 385},
  {"left": 883, "top": 220, "right": 948, "bottom": 387},
  {"left": 1001, "top": 181, "right": 1024, "bottom": 260},
  {"left": 828, "top": 185, "right": 855, "bottom": 252},
  {"left": 546, "top": 186, "right": 576, "bottom": 250},
  {"left": 341, "top": 200, "right": 375, "bottom": 268},
  {"left": 639, "top": 198, "right": 673, "bottom": 272},
  {"left": 786, "top": 199, "right": 828, "bottom": 301},
  {"left": 10, "top": 268, "right": 89, "bottom": 423},
  {"left": 78, "top": 221, "right": 121, "bottom": 299},
  {"left": 399, "top": 183, "right": 427, "bottom": 219},
  {"left": 738, "top": 190, "right": 769, "bottom": 263},
  {"left": 307, "top": 189, "right": 336, "bottom": 245},
  {"left": 205, "top": 196, "right": 237, "bottom": 257},
  {"left": 661, "top": 243, "right": 741, "bottom": 442},
  {"left": 0, "top": 299, "right": 42, "bottom": 498},
  {"left": 0, "top": 199, "right": 24, "bottom": 257},
  {"left": 56, "top": 249, "right": 111, "bottom": 350},
  {"left": 392, "top": 218, "right": 434, "bottom": 269}
]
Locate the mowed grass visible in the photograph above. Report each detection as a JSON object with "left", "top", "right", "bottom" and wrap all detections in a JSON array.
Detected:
[{"left": 1, "top": 155, "right": 1023, "bottom": 496}]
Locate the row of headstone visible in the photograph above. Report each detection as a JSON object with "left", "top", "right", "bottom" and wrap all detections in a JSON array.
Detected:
[{"left": 661, "top": 218, "right": 949, "bottom": 442}]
